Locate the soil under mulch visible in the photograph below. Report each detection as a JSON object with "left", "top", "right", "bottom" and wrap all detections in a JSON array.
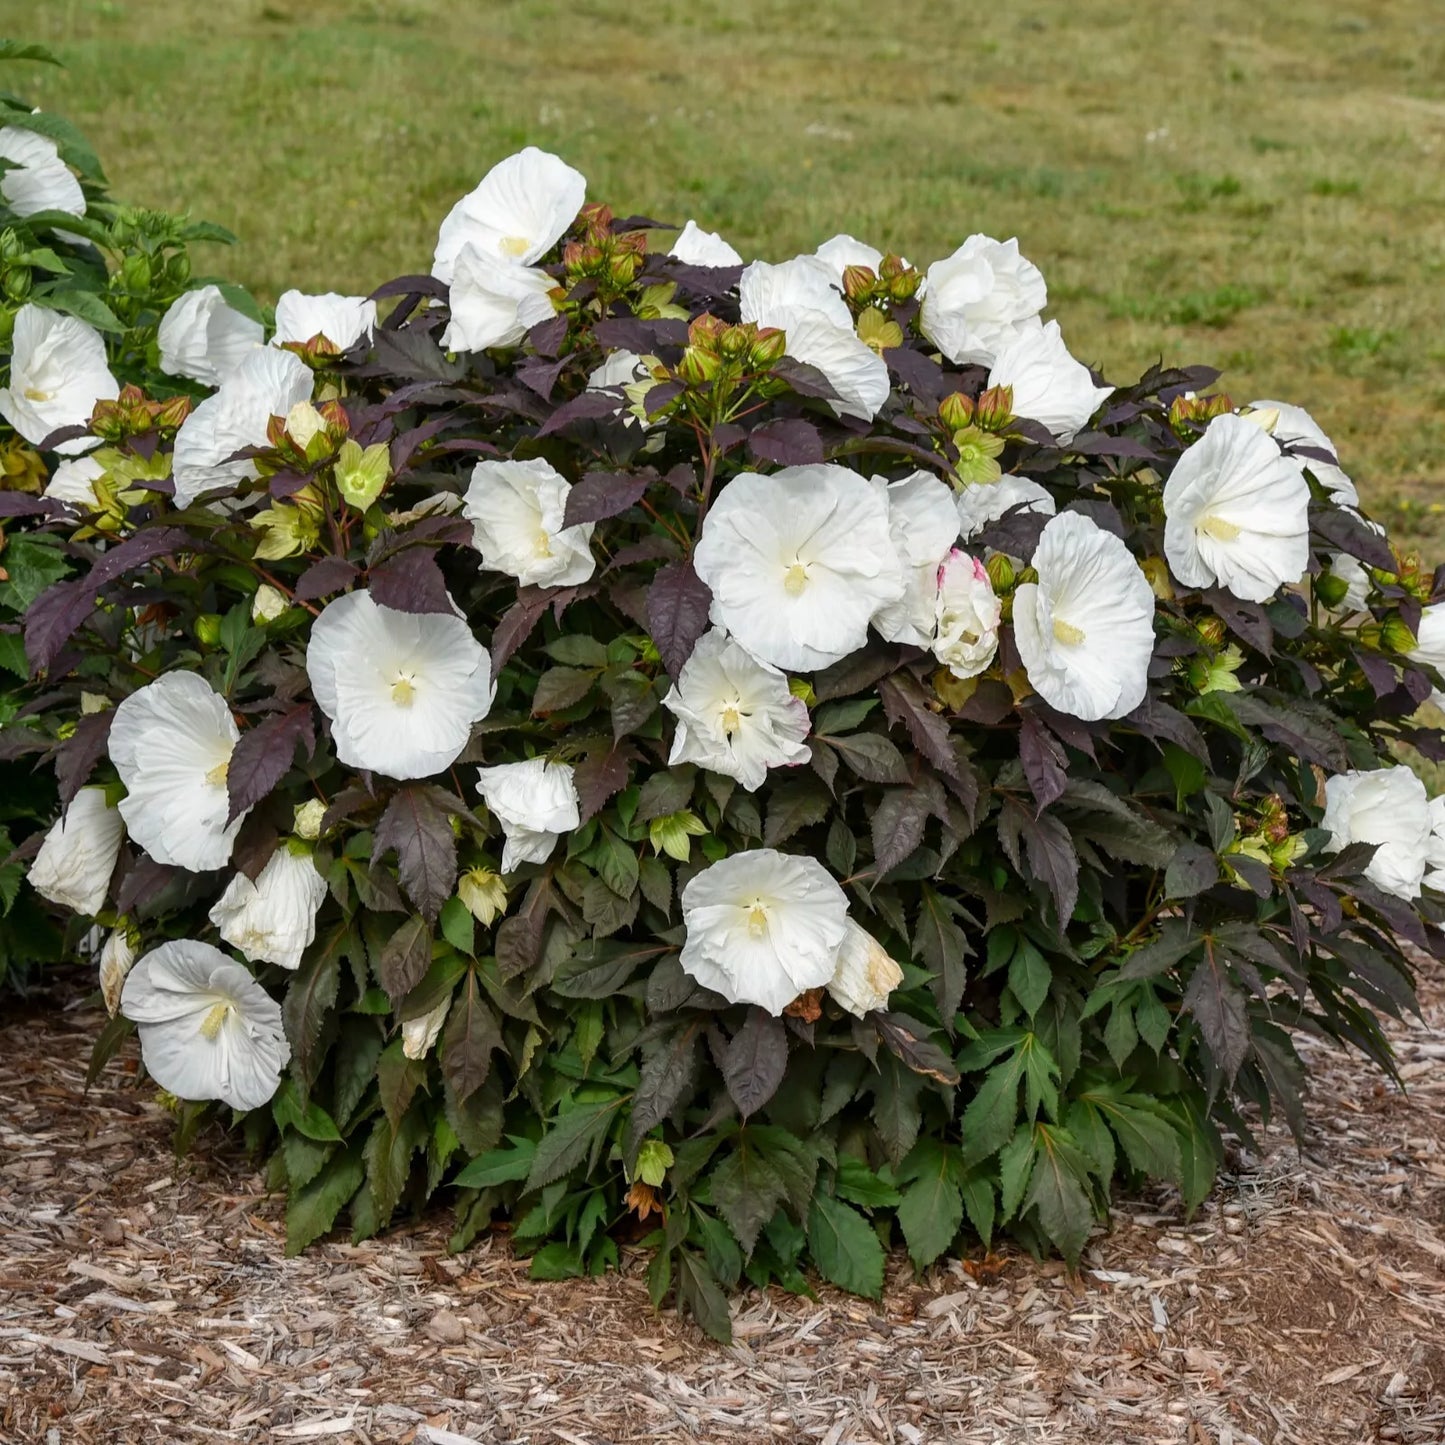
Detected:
[{"left": 2, "top": 964, "right": 1444, "bottom": 1445}]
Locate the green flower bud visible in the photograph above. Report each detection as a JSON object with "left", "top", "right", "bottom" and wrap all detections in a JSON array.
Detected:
[
  {"left": 196, "top": 613, "right": 223, "bottom": 647},
  {"left": 1381, "top": 615, "right": 1418, "bottom": 653},
  {"left": 985, "top": 552, "right": 1016, "bottom": 593},
  {"left": 1314, "top": 569, "right": 1350, "bottom": 610},
  {"left": 748, "top": 327, "right": 787, "bottom": 368},
  {"left": 939, "top": 392, "right": 975, "bottom": 432}
]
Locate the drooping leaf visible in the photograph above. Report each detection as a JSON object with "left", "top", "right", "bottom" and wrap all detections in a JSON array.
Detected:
[
  {"left": 372, "top": 785, "right": 460, "bottom": 922},
  {"left": 722, "top": 1008, "right": 789, "bottom": 1119},
  {"left": 646, "top": 559, "right": 712, "bottom": 679}
]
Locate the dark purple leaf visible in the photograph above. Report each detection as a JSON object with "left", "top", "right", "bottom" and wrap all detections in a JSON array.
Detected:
[
  {"left": 1067, "top": 432, "right": 1160, "bottom": 460},
  {"left": 1205, "top": 591, "right": 1273, "bottom": 654},
  {"left": 813, "top": 642, "right": 902, "bottom": 703},
  {"left": 748, "top": 419, "right": 825, "bottom": 467},
  {"left": 372, "top": 785, "right": 461, "bottom": 922},
  {"left": 573, "top": 739, "right": 638, "bottom": 823},
  {"left": 772, "top": 357, "right": 840, "bottom": 403},
  {"left": 535, "top": 389, "right": 632, "bottom": 438},
  {"left": 879, "top": 673, "right": 959, "bottom": 778},
  {"left": 527, "top": 313, "right": 569, "bottom": 358},
  {"left": 377, "top": 915, "right": 432, "bottom": 1003},
  {"left": 882, "top": 347, "right": 946, "bottom": 404},
  {"left": 369, "top": 327, "right": 464, "bottom": 384},
  {"left": 563, "top": 468, "right": 655, "bottom": 527},
  {"left": 495, "top": 876, "right": 556, "bottom": 979},
  {"left": 294, "top": 555, "right": 358, "bottom": 602},
  {"left": 54, "top": 710, "right": 112, "bottom": 806},
  {"left": 593, "top": 317, "right": 691, "bottom": 352},
  {"left": 998, "top": 798, "right": 1079, "bottom": 930},
  {"left": 1183, "top": 942, "right": 1250, "bottom": 1089},
  {"left": 871, "top": 786, "right": 933, "bottom": 876},
  {"left": 389, "top": 415, "right": 454, "bottom": 474},
  {"left": 490, "top": 586, "right": 552, "bottom": 672},
  {"left": 1018, "top": 711, "right": 1068, "bottom": 813},
  {"left": 368, "top": 273, "right": 449, "bottom": 303},
  {"left": 646, "top": 559, "right": 712, "bottom": 679},
  {"left": 227, "top": 705, "right": 315, "bottom": 824},
  {"left": 0, "top": 493, "right": 63, "bottom": 518},
  {"left": 516, "top": 354, "right": 570, "bottom": 400},
  {"left": 441, "top": 971, "right": 503, "bottom": 1104},
  {"left": 368, "top": 548, "right": 453, "bottom": 615},
  {"left": 875, "top": 1012, "right": 961, "bottom": 1085},
  {"left": 1312, "top": 506, "right": 1396, "bottom": 572},
  {"left": 722, "top": 1009, "right": 789, "bottom": 1119}
]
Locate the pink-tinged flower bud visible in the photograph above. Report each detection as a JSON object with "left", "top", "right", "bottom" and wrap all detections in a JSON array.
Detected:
[
  {"left": 973, "top": 384, "right": 1015, "bottom": 431},
  {"left": 939, "top": 392, "right": 975, "bottom": 432},
  {"left": 842, "top": 264, "right": 877, "bottom": 302},
  {"left": 748, "top": 327, "right": 788, "bottom": 368}
]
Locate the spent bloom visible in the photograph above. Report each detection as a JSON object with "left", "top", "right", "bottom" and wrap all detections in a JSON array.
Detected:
[
  {"left": 827, "top": 920, "right": 905, "bottom": 1018},
  {"left": 933, "top": 549, "right": 1002, "bottom": 680},
  {"left": 306, "top": 590, "right": 495, "bottom": 780},
  {"left": 870, "top": 471, "right": 963, "bottom": 648},
  {"left": 476, "top": 757, "right": 581, "bottom": 872},
  {"left": 679, "top": 849, "right": 850, "bottom": 1015},
  {"left": 987, "top": 320, "right": 1112, "bottom": 444},
  {"left": 0, "top": 303, "right": 118, "bottom": 454},
  {"left": 272, "top": 290, "right": 376, "bottom": 352},
  {"left": 157, "top": 285, "right": 264, "bottom": 386},
  {"left": 27, "top": 785, "right": 125, "bottom": 916},
  {"left": 1013, "top": 511, "right": 1156, "bottom": 720},
  {"left": 693, "top": 465, "right": 904, "bottom": 672},
  {"left": 209, "top": 845, "right": 328, "bottom": 971},
  {"left": 920, "top": 235, "right": 1047, "bottom": 366},
  {"left": 121, "top": 940, "right": 290, "bottom": 1111},
  {"left": 663, "top": 629, "right": 812, "bottom": 791},
  {"left": 1163, "top": 413, "right": 1310, "bottom": 603},
  {"left": 99, "top": 926, "right": 138, "bottom": 1017},
  {"left": 1321, "top": 767, "right": 1431, "bottom": 901},
  {"left": 402, "top": 998, "right": 451, "bottom": 1060},
  {"left": 462, "top": 457, "right": 596, "bottom": 588}
]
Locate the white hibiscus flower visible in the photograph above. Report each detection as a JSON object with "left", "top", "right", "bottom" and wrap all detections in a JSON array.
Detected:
[
  {"left": 27, "top": 786, "right": 125, "bottom": 915},
  {"left": 919, "top": 235, "right": 1046, "bottom": 367},
  {"left": 933, "top": 549, "right": 1002, "bottom": 680},
  {"left": 738, "top": 256, "right": 888, "bottom": 421},
  {"left": 1410, "top": 603, "right": 1445, "bottom": 706},
  {"left": 432, "top": 146, "right": 586, "bottom": 284},
  {"left": 1013, "top": 511, "right": 1156, "bottom": 720},
  {"left": 1249, "top": 398, "right": 1357, "bottom": 507},
  {"left": 43, "top": 454, "right": 105, "bottom": 512},
  {"left": 692, "top": 464, "right": 905, "bottom": 672},
  {"left": 209, "top": 844, "right": 327, "bottom": 970},
  {"left": 121, "top": 940, "right": 290, "bottom": 1111},
  {"left": 1162, "top": 413, "right": 1310, "bottom": 603},
  {"left": 679, "top": 848, "right": 850, "bottom": 1015},
  {"left": 306, "top": 590, "right": 495, "bottom": 781},
  {"left": 815, "top": 233, "right": 884, "bottom": 276},
  {"left": 669, "top": 220, "right": 742, "bottom": 267},
  {"left": 157, "top": 286, "right": 264, "bottom": 387},
  {"left": 462, "top": 457, "right": 596, "bottom": 588},
  {"left": 171, "top": 346, "right": 314, "bottom": 507},
  {"left": 987, "top": 320, "right": 1112, "bottom": 444},
  {"left": 827, "top": 919, "right": 905, "bottom": 1018},
  {"left": 956, "top": 475, "right": 1057, "bottom": 542},
  {"left": 870, "top": 470, "right": 961, "bottom": 647},
  {"left": 109, "top": 672, "right": 246, "bottom": 872},
  {"left": 663, "top": 629, "right": 812, "bottom": 790},
  {"left": 0, "top": 303, "right": 119, "bottom": 454},
  {"left": 442, "top": 243, "right": 558, "bottom": 353},
  {"left": 1321, "top": 767, "right": 1431, "bottom": 901},
  {"left": 586, "top": 349, "right": 659, "bottom": 430},
  {"left": 475, "top": 757, "right": 581, "bottom": 872},
  {"left": 0, "top": 124, "right": 85, "bottom": 218},
  {"left": 99, "top": 927, "right": 138, "bottom": 1017},
  {"left": 1426, "top": 796, "right": 1445, "bottom": 893},
  {"left": 272, "top": 290, "right": 377, "bottom": 352}
]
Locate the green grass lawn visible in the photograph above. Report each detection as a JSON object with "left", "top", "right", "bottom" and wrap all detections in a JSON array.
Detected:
[{"left": 8, "top": 0, "right": 1445, "bottom": 543}]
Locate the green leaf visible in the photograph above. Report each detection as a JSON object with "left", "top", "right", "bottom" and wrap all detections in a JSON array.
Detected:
[
  {"left": 763, "top": 775, "right": 833, "bottom": 848},
  {"left": 37, "top": 288, "right": 124, "bottom": 334},
  {"left": 545, "top": 634, "right": 610, "bottom": 668},
  {"left": 1022, "top": 1124, "right": 1097, "bottom": 1267},
  {"left": 286, "top": 1146, "right": 364, "bottom": 1256},
  {"left": 807, "top": 1193, "right": 885, "bottom": 1298},
  {"left": 283, "top": 926, "right": 347, "bottom": 1096},
  {"left": 997, "top": 1125, "right": 1036, "bottom": 1223},
  {"left": 282, "top": 1132, "right": 333, "bottom": 1192},
  {"left": 439, "top": 895, "right": 475, "bottom": 956},
  {"left": 913, "top": 884, "right": 970, "bottom": 1025},
  {"left": 692, "top": 1208, "right": 743, "bottom": 1287},
  {"left": 532, "top": 666, "right": 597, "bottom": 714},
  {"left": 453, "top": 1137, "right": 536, "bottom": 1189},
  {"left": 1007, "top": 937, "right": 1052, "bottom": 1019},
  {"left": 0, "top": 40, "right": 64, "bottom": 64},
  {"left": 675, "top": 1248, "right": 733, "bottom": 1343},
  {"left": 959, "top": 1171, "right": 995, "bottom": 1247},
  {"left": 710, "top": 1136, "right": 787, "bottom": 1256},
  {"left": 835, "top": 1155, "right": 902, "bottom": 1209},
  {"left": 272, "top": 1079, "right": 343, "bottom": 1142},
  {"left": 524, "top": 1094, "right": 626, "bottom": 1193},
  {"left": 959, "top": 1053, "right": 1024, "bottom": 1166},
  {"left": 364, "top": 1107, "right": 427, "bottom": 1223},
  {"left": 895, "top": 1141, "right": 963, "bottom": 1269}
]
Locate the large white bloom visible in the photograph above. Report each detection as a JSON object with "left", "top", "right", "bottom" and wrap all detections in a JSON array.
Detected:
[
  {"left": 157, "top": 286, "right": 264, "bottom": 387},
  {"left": 663, "top": 629, "right": 811, "bottom": 790},
  {"left": 679, "top": 848, "right": 849, "bottom": 1015},
  {"left": 99, "top": 928, "right": 137, "bottom": 1017},
  {"left": 956, "top": 475, "right": 1056, "bottom": 542},
  {"left": 432, "top": 146, "right": 586, "bottom": 284},
  {"left": 475, "top": 757, "right": 580, "bottom": 872},
  {"left": 1321, "top": 767, "right": 1431, "bottom": 901},
  {"left": 121, "top": 940, "right": 289, "bottom": 1111},
  {"left": 933, "top": 549, "right": 1002, "bottom": 680},
  {"left": 693, "top": 465, "right": 905, "bottom": 672},
  {"left": 1250, "top": 398, "right": 1357, "bottom": 507},
  {"left": 827, "top": 919, "right": 904, "bottom": 1018},
  {"left": 0, "top": 125, "right": 85, "bottom": 218},
  {"left": 27, "top": 786, "right": 125, "bottom": 915},
  {"left": 171, "top": 346, "right": 314, "bottom": 507},
  {"left": 1426, "top": 796, "right": 1445, "bottom": 893},
  {"left": 109, "top": 672, "right": 245, "bottom": 872},
  {"left": 920, "top": 235, "right": 1046, "bottom": 367},
  {"left": 442, "top": 243, "right": 557, "bottom": 353},
  {"left": 815, "top": 233, "right": 884, "bottom": 276},
  {"left": 209, "top": 845, "right": 327, "bottom": 970},
  {"left": 669, "top": 220, "right": 742, "bottom": 267},
  {"left": 462, "top": 457, "right": 596, "bottom": 588},
  {"left": 870, "top": 470, "right": 961, "bottom": 647},
  {"left": 1013, "top": 511, "right": 1155, "bottom": 720},
  {"left": 738, "top": 256, "right": 888, "bottom": 421},
  {"left": 272, "top": 289, "right": 376, "bottom": 352},
  {"left": 988, "top": 320, "right": 1111, "bottom": 444},
  {"left": 1410, "top": 603, "right": 1445, "bottom": 706},
  {"left": 1162, "top": 413, "right": 1310, "bottom": 603},
  {"left": 0, "top": 304, "right": 118, "bottom": 454},
  {"left": 43, "top": 454, "right": 105, "bottom": 512},
  {"left": 306, "top": 590, "right": 494, "bottom": 781}
]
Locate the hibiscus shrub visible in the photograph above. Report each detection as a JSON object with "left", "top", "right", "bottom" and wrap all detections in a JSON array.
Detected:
[{"left": 6, "top": 142, "right": 1445, "bottom": 1341}]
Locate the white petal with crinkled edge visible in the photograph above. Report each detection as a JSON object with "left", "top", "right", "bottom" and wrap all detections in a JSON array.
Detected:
[
  {"left": 462, "top": 456, "right": 596, "bottom": 587},
  {"left": 739, "top": 255, "right": 852, "bottom": 330},
  {"left": 476, "top": 758, "right": 580, "bottom": 872},
  {"left": 956, "top": 475, "right": 1056, "bottom": 542},
  {"left": 827, "top": 919, "right": 904, "bottom": 1018},
  {"left": 1163, "top": 413, "right": 1310, "bottom": 603},
  {"left": 28, "top": 786, "right": 125, "bottom": 916},
  {"left": 669, "top": 220, "right": 742, "bottom": 267},
  {"left": 158, "top": 286, "right": 264, "bottom": 387},
  {"left": 933, "top": 549, "right": 1002, "bottom": 680},
  {"left": 1426, "top": 796, "right": 1445, "bottom": 893},
  {"left": 988, "top": 320, "right": 1112, "bottom": 444},
  {"left": 663, "top": 629, "right": 812, "bottom": 791},
  {"left": 1322, "top": 767, "right": 1430, "bottom": 901},
  {"left": 693, "top": 465, "right": 905, "bottom": 672},
  {"left": 306, "top": 590, "right": 494, "bottom": 781},
  {"left": 121, "top": 940, "right": 289, "bottom": 1111},
  {"left": 442, "top": 243, "right": 557, "bottom": 352},
  {"left": 109, "top": 672, "right": 244, "bottom": 872},
  {"left": 0, "top": 126, "right": 85, "bottom": 218},
  {"left": 433, "top": 147, "right": 586, "bottom": 283},
  {"left": 680, "top": 849, "right": 849, "bottom": 1015},
  {"left": 920, "top": 235, "right": 1046, "bottom": 367},
  {"left": 209, "top": 846, "right": 327, "bottom": 970},
  {"left": 171, "top": 346, "right": 314, "bottom": 506},
  {"left": 871, "top": 471, "right": 961, "bottom": 646},
  {"left": 772, "top": 306, "right": 890, "bottom": 422},
  {"left": 43, "top": 454, "right": 105, "bottom": 512},
  {"left": 815, "top": 234, "right": 884, "bottom": 276},
  {"left": 272, "top": 290, "right": 377, "bottom": 351},
  {"left": 1250, "top": 398, "right": 1357, "bottom": 507},
  {"left": 1013, "top": 510, "right": 1155, "bottom": 721},
  {"left": 0, "top": 304, "right": 118, "bottom": 454}
]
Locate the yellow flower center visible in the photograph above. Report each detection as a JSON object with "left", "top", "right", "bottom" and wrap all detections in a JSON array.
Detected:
[
  {"left": 23, "top": 386, "right": 52, "bottom": 403},
  {"left": 533, "top": 529, "right": 554, "bottom": 558},
  {"left": 204, "top": 759, "right": 230, "bottom": 787},
  {"left": 391, "top": 675, "right": 417, "bottom": 707},
  {"left": 720, "top": 704, "right": 742, "bottom": 736},
  {"left": 1200, "top": 514, "right": 1241, "bottom": 542},
  {"left": 783, "top": 562, "right": 810, "bottom": 596},
  {"left": 746, "top": 902, "right": 770, "bottom": 938},
  {"left": 499, "top": 235, "right": 532, "bottom": 258},
  {"left": 1052, "top": 617, "right": 1086, "bottom": 646},
  {"left": 198, "top": 1001, "right": 231, "bottom": 1040}
]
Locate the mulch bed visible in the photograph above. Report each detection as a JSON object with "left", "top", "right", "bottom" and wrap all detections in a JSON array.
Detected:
[{"left": 2, "top": 957, "right": 1444, "bottom": 1445}]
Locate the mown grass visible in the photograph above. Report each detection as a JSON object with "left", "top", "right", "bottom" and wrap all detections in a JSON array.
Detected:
[{"left": 8, "top": 0, "right": 1445, "bottom": 543}]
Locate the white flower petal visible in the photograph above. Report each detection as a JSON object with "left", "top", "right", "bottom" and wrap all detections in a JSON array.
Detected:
[
  {"left": 0, "top": 304, "right": 118, "bottom": 454},
  {"left": 988, "top": 320, "right": 1111, "bottom": 444},
  {"left": 28, "top": 786, "right": 125, "bottom": 915},
  {"left": 827, "top": 919, "right": 904, "bottom": 1017},
  {"left": 462, "top": 457, "right": 595, "bottom": 587},
  {"left": 932, "top": 549, "right": 1002, "bottom": 680},
  {"left": 209, "top": 846, "right": 327, "bottom": 970},
  {"left": 158, "top": 286, "right": 264, "bottom": 387},
  {"left": 871, "top": 471, "right": 961, "bottom": 646},
  {"left": 272, "top": 290, "right": 376, "bottom": 351},
  {"left": 43, "top": 454, "right": 105, "bottom": 512},
  {"left": 476, "top": 758, "right": 579, "bottom": 871},
  {"left": 0, "top": 125, "right": 85, "bottom": 218},
  {"left": 442, "top": 243, "right": 557, "bottom": 352},
  {"left": 1322, "top": 768, "right": 1430, "bottom": 901},
  {"left": 1249, "top": 398, "right": 1357, "bottom": 507},
  {"left": 99, "top": 928, "right": 137, "bottom": 1017},
  {"left": 669, "top": 220, "right": 742, "bottom": 267},
  {"left": 739, "top": 255, "right": 851, "bottom": 330},
  {"left": 775, "top": 306, "right": 890, "bottom": 421},
  {"left": 956, "top": 475, "right": 1056, "bottom": 542},
  {"left": 920, "top": 235, "right": 1046, "bottom": 367},
  {"left": 814, "top": 234, "right": 884, "bottom": 277}
]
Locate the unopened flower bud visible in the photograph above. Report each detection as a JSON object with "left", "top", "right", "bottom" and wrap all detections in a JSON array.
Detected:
[
  {"left": 688, "top": 314, "right": 727, "bottom": 351},
  {"left": 985, "top": 552, "right": 1016, "bottom": 593},
  {"left": 1314, "top": 569, "right": 1350, "bottom": 610},
  {"left": 939, "top": 392, "right": 975, "bottom": 432},
  {"left": 251, "top": 583, "right": 289, "bottom": 623},
  {"left": 718, "top": 324, "right": 753, "bottom": 360},
  {"left": 974, "top": 384, "right": 1015, "bottom": 431},
  {"left": 293, "top": 799, "right": 327, "bottom": 840},
  {"left": 748, "top": 327, "right": 788, "bottom": 368},
  {"left": 842, "top": 264, "right": 877, "bottom": 302},
  {"left": 286, "top": 400, "right": 329, "bottom": 457},
  {"left": 1195, "top": 616, "right": 1227, "bottom": 648},
  {"left": 195, "top": 613, "right": 223, "bottom": 647},
  {"left": 154, "top": 394, "right": 193, "bottom": 433},
  {"left": 1381, "top": 615, "right": 1418, "bottom": 653},
  {"left": 677, "top": 345, "right": 723, "bottom": 387}
]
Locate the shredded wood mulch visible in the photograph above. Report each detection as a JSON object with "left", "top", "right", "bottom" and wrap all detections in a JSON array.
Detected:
[{"left": 3, "top": 960, "right": 1444, "bottom": 1445}]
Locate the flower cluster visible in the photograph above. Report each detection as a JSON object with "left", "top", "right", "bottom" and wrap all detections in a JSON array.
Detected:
[{"left": 8, "top": 140, "right": 1444, "bottom": 1333}]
